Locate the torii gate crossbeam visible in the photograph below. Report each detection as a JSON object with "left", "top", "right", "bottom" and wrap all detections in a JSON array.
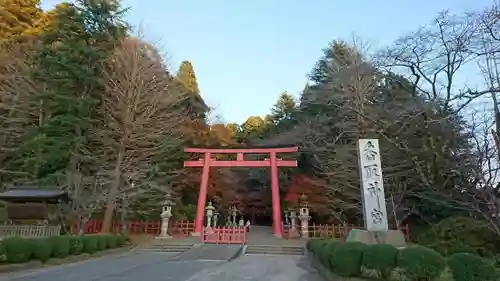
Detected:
[{"left": 184, "top": 146, "right": 298, "bottom": 237}]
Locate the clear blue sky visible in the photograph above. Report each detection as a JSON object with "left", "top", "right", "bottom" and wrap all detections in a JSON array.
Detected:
[{"left": 41, "top": 0, "right": 492, "bottom": 124}]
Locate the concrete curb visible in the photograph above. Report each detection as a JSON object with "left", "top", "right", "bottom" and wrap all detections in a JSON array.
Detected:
[
  {"left": 228, "top": 245, "right": 245, "bottom": 261},
  {"left": 0, "top": 245, "right": 134, "bottom": 274}
]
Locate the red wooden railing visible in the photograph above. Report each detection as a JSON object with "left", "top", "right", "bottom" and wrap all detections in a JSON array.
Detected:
[
  {"left": 282, "top": 223, "right": 411, "bottom": 242},
  {"left": 201, "top": 227, "right": 248, "bottom": 244},
  {"left": 73, "top": 220, "right": 194, "bottom": 235},
  {"left": 169, "top": 220, "right": 195, "bottom": 235}
]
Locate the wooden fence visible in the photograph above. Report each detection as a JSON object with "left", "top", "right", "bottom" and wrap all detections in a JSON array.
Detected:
[
  {"left": 0, "top": 224, "right": 61, "bottom": 238},
  {"left": 201, "top": 227, "right": 248, "bottom": 244},
  {"left": 75, "top": 220, "right": 410, "bottom": 241},
  {"left": 282, "top": 223, "right": 411, "bottom": 242},
  {"left": 74, "top": 220, "right": 194, "bottom": 235}
]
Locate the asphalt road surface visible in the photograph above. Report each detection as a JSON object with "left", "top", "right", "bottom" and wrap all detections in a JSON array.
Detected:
[{"left": 0, "top": 251, "right": 323, "bottom": 281}]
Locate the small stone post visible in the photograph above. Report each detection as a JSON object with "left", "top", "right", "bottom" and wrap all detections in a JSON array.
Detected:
[
  {"left": 290, "top": 210, "right": 297, "bottom": 230},
  {"left": 231, "top": 206, "right": 237, "bottom": 226},
  {"left": 157, "top": 192, "right": 174, "bottom": 239},
  {"left": 213, "top": 210, "right": 219, "bottom": 228},
  {"left": 298, "top": 194, "right": 310, "bottom": 238},
  {"left": 289, "top": 209, "right": 300, "bottom": 238},
  {"left": 205, "top": 201, "right": 215, "bottom": 228}
]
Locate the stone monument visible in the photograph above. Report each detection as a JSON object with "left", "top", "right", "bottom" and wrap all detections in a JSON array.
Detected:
[
  {"left": 156, "top": 192, "right": 174, "bottom": 239},
  {"left": 298, "top": 193, "right": 310, "bottom": 238},
  {"left": 347, "top": 139, "right": 406, "bottom": 247}
]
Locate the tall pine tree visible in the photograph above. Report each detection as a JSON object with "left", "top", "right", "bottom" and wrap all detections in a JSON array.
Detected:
[{"left": 7, "top": 0, "right": 128, "bottom": 231}]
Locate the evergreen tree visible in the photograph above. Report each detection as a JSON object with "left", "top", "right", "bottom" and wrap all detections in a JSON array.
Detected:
[
  {"left": 270, "top": 92, "right": 296, "bottom": 124},
  {"left": 13, "top": 1, "right": 128, "bottom": 181}
]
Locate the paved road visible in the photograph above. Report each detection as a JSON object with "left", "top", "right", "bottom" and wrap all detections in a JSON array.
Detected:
[{"left": 0, "top": 252, "right": 323, "bottom": 281}]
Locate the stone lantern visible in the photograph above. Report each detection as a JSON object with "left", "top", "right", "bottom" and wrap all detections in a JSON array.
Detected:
[
  {"left": 298, "top": 193, "right": 311, "bottom": 238},
  {"left": 205, "top": 201, "right": 216, "bottom": 228},
  {"left": 158, "top": 192, "right": 174, "bottom": 239}
]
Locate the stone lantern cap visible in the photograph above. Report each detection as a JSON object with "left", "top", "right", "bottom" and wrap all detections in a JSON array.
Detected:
[
  {"left": 163, "top": 192, "right": 175, "bottom": 206},
  {"left": 205, "top": 201, "right": 215, "bottom": 210},
  {"left": 299, "top": 193, "right": 308, "bottom": 207}
]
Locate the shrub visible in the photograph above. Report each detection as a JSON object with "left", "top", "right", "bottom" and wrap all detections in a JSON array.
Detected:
[
  {"left": 106, "top": 235, "right": 117, "bottom": 248},
  {"left": 3, "top": 237, "right": 32, "bottom": 263},
  {"left": 68, "top": 236, "right": 84, "bottom": 255},
  {"left": 313, "top": 240, "right": 327, "bottom": 258},
  {"left": 116, "top": 234, "right": 127, "bottom": 247},
  {"left": 31, "top": 238, "right": 52, "bottom": 263},
  {"left": 306, "top": 239, "right": 319, "bottom": 253},
  {"left": 320, "top": 241, "right": 339, "bottom": 269},
  {"left": 416, "top": 217, "right": 500, "bottom": 257},
  {"left": 306, "top": 239, "right": 314, "bottom": 251},
  {"left": 96, "top": 235, "right": 106, "bottom": 251},
  {"left": 397, "top": 245, "right": 445, "bottom": 281},
  {"left": 0, "top": 241, "right": 5, "bottom": 262},
  {"left": 122, "top": 233, "right": 131, "bottom": 243},
  {"left": 448, "top": 253, "right": 496, "bottom": 281},
  {"left": 330, "top": 242, "right": 367, "bottom": 277},
  {"left": 362, "top": 244, "right": 399, "bottom": 279},
  {"left": 82, "top": 236, "right": 98, "bottom": 254},
  {"left": 49, "top": 236, "right": 70, "bottom": 258}
]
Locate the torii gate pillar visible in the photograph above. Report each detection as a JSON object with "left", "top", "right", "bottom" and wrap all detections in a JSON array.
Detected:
[
  {"left": 269, "top": 151, "right": 281, "bottom": 235},
  {"left": 184, "top": 146, "right": 298, "bottom": 237}
]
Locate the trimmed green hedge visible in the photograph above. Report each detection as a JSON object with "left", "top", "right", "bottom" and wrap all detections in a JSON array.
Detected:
[
  {"left": 0, "top": 234, "right": 129, "bottom": 264},
  {"left": 331, "top": 242, "right": 367, "bottom": 277},
  {"left": 320, "top": 241, "right": 339, "bottom": 268},
  {"left": 397, "top": 245, "right": 446, "bottom": 281},
  {"left": 362, "top": 243, "right": 399, "bottom": 279},
  {"left": 306, "top": 239, "right": 499, "bottom": 281},
  {"left": 448, "top": 253, "right": 496, "bottom": 281}
]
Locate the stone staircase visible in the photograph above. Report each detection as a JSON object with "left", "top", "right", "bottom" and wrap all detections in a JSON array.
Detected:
[
  {"left": 137, "top": 237, "right": 198, "bottom": 253},
  {"left": 139, "top": 243, "right": 194, "bottom": 253},
  {"left": 170, "top": 244, "right": 243, "bottom": 261},
  {"left": 244, "top": 244, "right": 305, "bottom": 256}
]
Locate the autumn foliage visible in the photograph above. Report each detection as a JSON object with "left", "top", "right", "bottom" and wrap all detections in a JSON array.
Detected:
[{"left": 284, "top": 175, "right": 327, "bottom": 210}]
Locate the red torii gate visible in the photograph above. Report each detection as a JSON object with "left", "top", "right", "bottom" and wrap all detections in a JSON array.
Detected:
[{"left": 184, "top": 146, "right": 298, "bottom": 237}]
